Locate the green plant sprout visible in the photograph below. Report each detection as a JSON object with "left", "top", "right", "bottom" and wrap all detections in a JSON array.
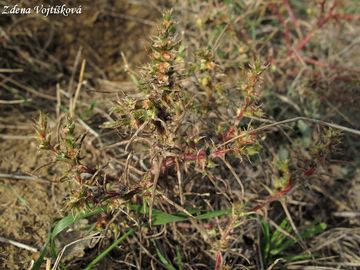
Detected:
[{"left": 260, "top": 218, "right": 327, "bottom": 268}]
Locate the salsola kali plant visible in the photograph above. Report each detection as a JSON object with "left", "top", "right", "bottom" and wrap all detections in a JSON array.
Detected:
[
  {"left": 34, "top": 10, "right": 345, "bottom": 268},
  {"left": 101, "top": 10, "right": 266, "bottom": 211}
]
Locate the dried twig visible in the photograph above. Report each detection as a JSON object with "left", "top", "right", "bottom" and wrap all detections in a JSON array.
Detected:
[
  {"left": 77, "top": 118, "right": 99, "bottom": 138},
  {"left": 0, "top": 99, "right": 32, "bottom": 104},
  {"left": 333, "top": 211, "right": 360, "bottom": 218},
  {"left": 0, "top": 172, "right": 51, "bottom": 184},
  {"left": 0, "top": 236, "right": 38, "bottom": 252},
  {"left": 0, "top": 134, "right": 34, "bottom": 140}
]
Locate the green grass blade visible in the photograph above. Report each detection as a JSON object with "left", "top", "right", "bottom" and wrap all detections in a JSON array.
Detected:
[
  {"left": 154, "top": 242, "right": 177, "bottom": 270},
  {"left": 270, "top": 218, "right": 288, "bottom": 244},
  {"left": 33, "top": 204, "right": 233, "bottom": 270},
  {"left": 271, "top": 218, "right": 292, "bottom": 249},
  {"left": 31, "top": 236, "right": 50, "bottom": 270},
  {"left": 260, "top": 219, "right": 271, "bottom": 264},
  {"left": 129, "top": 204, "right": 232, "bottom": 225},
  {"left": 283, "top": 253, "right": 313, "bottom": 262},
  {"left": 176, "top": 246, "right": 183, "bottom": 270},
  {"left": 270, "top": 222, "right": 327, "bottom": 256},
  {"left": 195, "top": 208, "right": 232, "bottom": 220},
  {"left": 84, "top": 229, "right": 134, "bottom": 270}
]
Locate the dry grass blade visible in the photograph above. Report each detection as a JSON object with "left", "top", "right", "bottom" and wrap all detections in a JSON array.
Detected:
[
  {"left": 0, "top": 68, "right": 23, "bottom": 73},
  {"left": 0, "top": 134, "right": 34, "bottom": 140},
  {"left": 332, "top": 211, "right": 360, "bottom": 218},
  {"left": 70, "top": 59, "right": 86, "bottom": 117}
]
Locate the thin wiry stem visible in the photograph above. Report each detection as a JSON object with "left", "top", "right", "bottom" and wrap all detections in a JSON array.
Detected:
[
  {"left": 52, "top": 233, "right": 102, "bottom": 270},
  {"left": 175, "top": 158, "right": 185, "bottom": 205},
  {"left": 217, "top": 116, "right": 360, "bottom": 149},
  {"left": 221, "top": 157, "right": 245, "bottom": 200},
  {"left": 125, "top": 120, "right": 149, "bottom": 152},
  {"left": 149, "top": 155, "right": 163, "bottom": 227}
]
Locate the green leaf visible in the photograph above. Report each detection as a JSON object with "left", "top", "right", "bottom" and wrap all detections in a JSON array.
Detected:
[
  {"left": 245, "top": 145, "right": 260, "bottom": 156},
  {"left": 51, "top": 208, "right": 106, "bottom": 238},
  {"left": 206, "top": 160, "right": 217, "bottom": 169},
  {"left": 300, "top": 222, "right": 327, "bottom": 239},
  {"left": 32, "top": 207, "right": 106, "bottom": 270},
  {"left": 278, "top": 146, "right": 289, "bottom": 161},
  {"left": 153, "top": 209, "right": 188, "bottom": 225},
  {"left": 297, "top": 120, "right": 310, "bottom": 135}
]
